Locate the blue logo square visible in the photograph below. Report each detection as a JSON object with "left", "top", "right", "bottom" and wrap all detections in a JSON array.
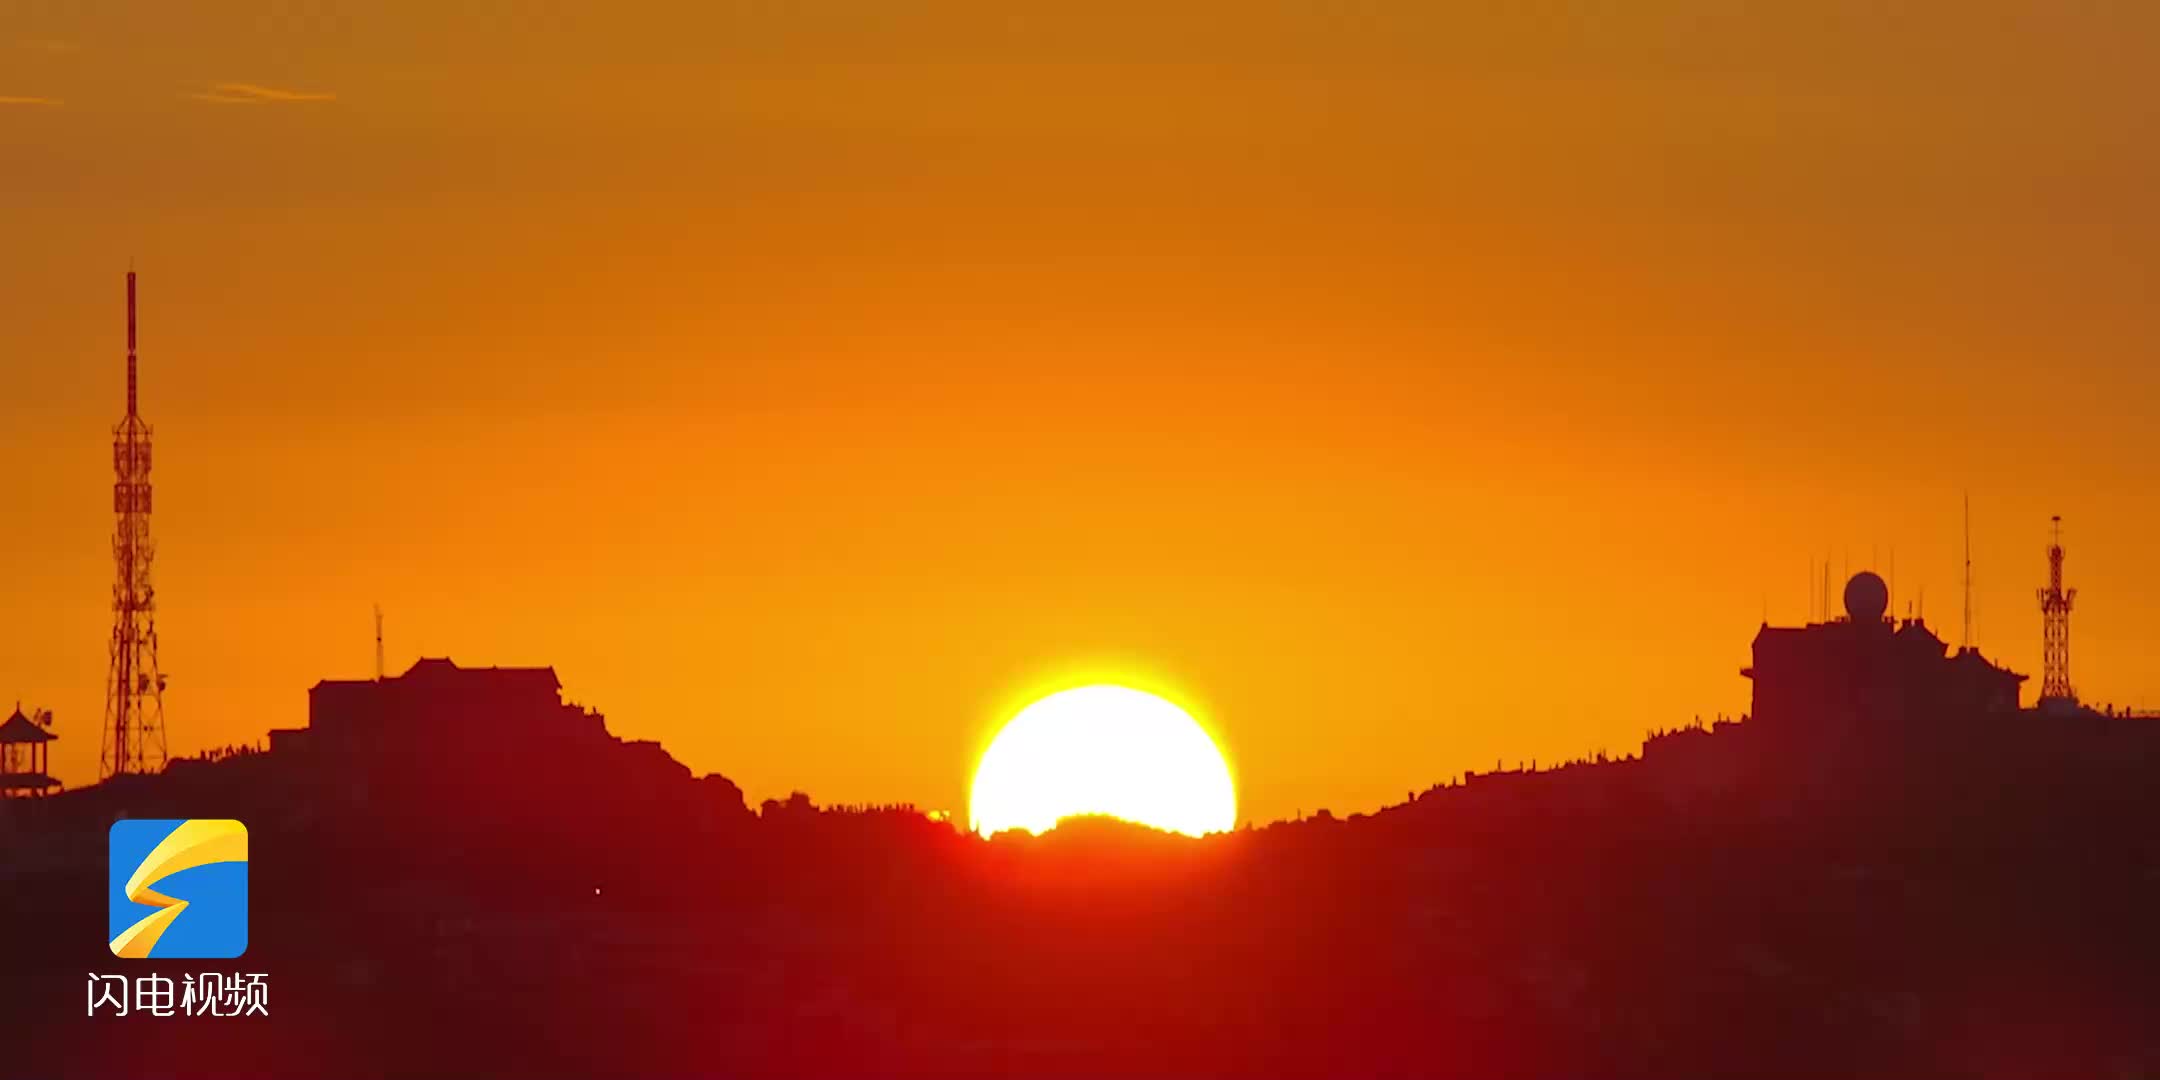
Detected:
[{"left": 108, "top": 819, "right": 249, "bottom": 959}]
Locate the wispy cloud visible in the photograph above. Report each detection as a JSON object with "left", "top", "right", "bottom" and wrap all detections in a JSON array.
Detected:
[
  {"left": 189, "top": 82, "right": 335, "bottom": 105},
  {"left": 18, "top": 38, "right": 79, "bottom": 54},
  {"left": 0, "top": 95, "right": 63, "bottom": 106}
]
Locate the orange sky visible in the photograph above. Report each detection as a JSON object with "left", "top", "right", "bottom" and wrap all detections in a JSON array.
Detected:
[{"left": 4, "top": 2, "right": 2158, "bottom": 824}]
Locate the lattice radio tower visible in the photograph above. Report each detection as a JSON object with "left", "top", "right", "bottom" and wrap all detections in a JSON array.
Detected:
[
  {"left": 2036, "top": 514, "right": 2077, "bottom": 706},
  {"left": 101, "top": 269, "right": 167, "bottom": 779}
]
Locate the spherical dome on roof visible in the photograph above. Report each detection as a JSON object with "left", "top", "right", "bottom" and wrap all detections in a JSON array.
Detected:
[{"left": 1844, "top": 571, "right": 1889, "bottom": 623}]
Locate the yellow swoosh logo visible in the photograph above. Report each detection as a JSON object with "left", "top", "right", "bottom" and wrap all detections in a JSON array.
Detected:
[{"left": 109, "top": 819, "right": 248, "bottom": 958}]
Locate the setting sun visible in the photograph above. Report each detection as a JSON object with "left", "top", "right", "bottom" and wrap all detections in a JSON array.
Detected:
[{"left": 969, "top": 685, "right": 1237, "bottom": 838}]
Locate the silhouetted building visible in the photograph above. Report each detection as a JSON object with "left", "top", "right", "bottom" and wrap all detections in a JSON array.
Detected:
[
  {"left": 274, "top": 657, "right": 608, "bottom": 759},
  {"left": 1743, "top": 571, "right": 2024, "bottom": 732},
  {"left": 0, "top": 705, "right": 59, "bottom": 798}
]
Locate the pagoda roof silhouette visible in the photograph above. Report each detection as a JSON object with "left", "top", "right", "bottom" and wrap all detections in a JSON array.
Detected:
[{"left": 0, "top": 705, "right": 53, "bottom": 744}]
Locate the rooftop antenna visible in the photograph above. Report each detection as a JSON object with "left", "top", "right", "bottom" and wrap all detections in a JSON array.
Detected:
[
  {"left": 1961, "top": 492, "right": 1974, "bottom": 650},
  {"left": 1822, "top": 556, "right": 1831, "bottom": 622},
  {"left": 374, "top": 603, "right": 385, "bottom": 681}
]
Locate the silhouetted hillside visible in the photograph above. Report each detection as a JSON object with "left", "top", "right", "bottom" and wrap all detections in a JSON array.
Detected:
[{"left": 5, "top": 650, "right": 2159, "bottom": 1078}]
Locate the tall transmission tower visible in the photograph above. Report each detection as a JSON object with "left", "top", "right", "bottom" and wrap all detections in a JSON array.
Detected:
[
  {"left": 102, "top": 270, "right": 168, "bottom": 779},
  {"left": 2037, "top": 514, "right": 2077, "bottom": 706}
]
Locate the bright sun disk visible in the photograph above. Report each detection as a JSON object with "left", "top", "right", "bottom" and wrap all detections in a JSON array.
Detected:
[{"left": 969, "top": 685, "right": 1236, "bottom": 838}]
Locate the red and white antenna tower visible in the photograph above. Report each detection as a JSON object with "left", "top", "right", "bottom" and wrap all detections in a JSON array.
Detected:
[
  {"left": 101, "top": 269, "right": 168, "bottom": 779},
  {"left": 2036, "top": 514, "right": 2077, "bottom": 707}
]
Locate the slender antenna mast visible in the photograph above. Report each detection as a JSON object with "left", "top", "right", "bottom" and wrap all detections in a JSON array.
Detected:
[
  {"left": 126, "top": 269, "right": 138, "bottom": 417},
  {"left": 1961, "top": 493, "right": 1974, "bottom": 650},
  {"left": 374, "top": 603, "right": 385, "bottom": 681}
]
